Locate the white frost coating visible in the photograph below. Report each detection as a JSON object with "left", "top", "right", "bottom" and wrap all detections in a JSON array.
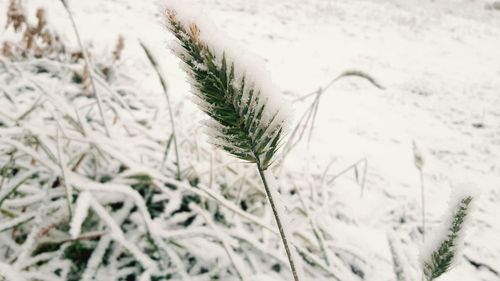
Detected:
[
  {"left": 3, "top": 189, "right": 65, "bottom": 208},
  {"left": 189, "top": 94, "right": 213, "bottom": 114},
  {"left": 163, "top": 0, "right": 292, "bottom": 131},
  {"left": 419, "top": 184, "right": 477, "bottom": 266},
  {"left": 81, "top": 236, "right": 112, "bottom": 281},
  {"left": 387, "top": 234, "right": 413, "bottom": 281},
  {"left": 69, "top": 191, "right": 92, "bottom": 239},
  {"left": 0, "top": 138, "right": 59, "bottom": 171},
  {"left": 250, "top": 273, "right": 282, "bottom": 281},
  {"left": 0, "top": 0, "right": 498, "bottom": 279},
  {"left": 19, "top": 252, "right": 59, "bottom": 271},
  {"left": 21, "top": 271, "right": 62, "bottom": 281},
  {"left": 0, "top": 261, "right": 26, "bottom": 281},
  {"left": 68, "top": 171, "right": 156, "bottom": 230},
  {"left": 0, "top": 170, "right": 38, "bottom": 203},
  {"left": 86, "top": 193, "right": 157, "bottom": 272},
  {"left": 138, "top": 269, "right": 153, "bottom": 281},
  {"left": 13, "top": 207, "right": 48, "bottom": 270},
  {"left": 191, "top": 204, "right": 250, "bottom": 279}
]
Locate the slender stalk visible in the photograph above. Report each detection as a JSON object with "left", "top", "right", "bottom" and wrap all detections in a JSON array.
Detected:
[
  {"left": 388, "top": 236, "right": 406, "bottom": 281},
  {"left": 59, "top": 0, "right": 110, "bottom": 137},
  {"left": 255, "top": 159, "right": 300, "bottom": 281},
  {"left": 139, "top": 42, "right": 181, "bottom": 180},
  {"left": 412, "top": 140, "right": 425, "bottom": 242},
  {"left": 296, "top": 187, "right": 331, "bottom": 267},
  {"left": 161, "top": 133, "right": 174, "bottom": 168},
  {"left": 420, "top": 169, "right": 425, "bottom": 241},
  {"left": 293, "top": 70, "right": 385, "bottom": 103},
  {"left": 420, "top": 169, "right": 426, "bottom": 281},
  {"left": 56, "top": 130, "right": 73, "bottom": 218},
  {"left": 192, "top": 204, "right": 245, "bottom": 281}
]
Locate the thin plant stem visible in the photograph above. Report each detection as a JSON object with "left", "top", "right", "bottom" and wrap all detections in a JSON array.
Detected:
[
  {"left": 293, "top": 69, "right": 385, "bottom": 103},
  {"left": 360, "top": 158, "right": 368, "bottom": 198},
  {"left": 232, "top": 175, "right": 246, "bottom": 219},
  {"left": 56, "top": 129, "right": 73, "bottom": 218},
  {"left": 306, "top": 93, "right": 321, "bottom": 147},
  {"left": 326, "top": 158, "right": 367, "bottom": 188},
  {"left": 161, "top": 133, "right": 174, "bottom": 169},
  {"left": 139, "top": 41, "right": 182, "bottom": 180},
  {"left": 209, "top": 153, "right": 214, "bottom": 189},
  {"left": 59, "top": 0, "right": 110, "bottom": 137},
  {"left": 255, "top": 159, "right": 300, "bottom": 281},
  {"left": 420, "top": 168, "right": 425, "bottom": 242},
  {"left": 192, "top": 204, "right": 245, "bottom": 281},
  {"left": 296, "top": 187, "right": 331, "bottom": 267}
]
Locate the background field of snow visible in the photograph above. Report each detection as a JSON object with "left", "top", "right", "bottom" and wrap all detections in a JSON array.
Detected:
[{"left": 1, "top": 0, "right": 499, "bottom": 280}]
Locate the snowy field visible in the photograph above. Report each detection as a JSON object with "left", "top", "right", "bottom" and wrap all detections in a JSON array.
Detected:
[{"left": 0, "top": 0, "right": 499, "bottom": 280}]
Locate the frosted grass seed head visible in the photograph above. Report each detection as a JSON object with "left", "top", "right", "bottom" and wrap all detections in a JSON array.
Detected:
[
  {"left": 165, "top": 7, "right": 286, "bottom": 170},
  {"left": 413, "top": 140, "right": 424, "bottom": 171}
]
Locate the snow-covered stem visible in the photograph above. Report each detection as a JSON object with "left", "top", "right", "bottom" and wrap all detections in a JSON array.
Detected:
[
  {"left": 292, "top": 70, "right": 385, "bottom": 103},
  {"left": 420, "top": 169, "right": 425, "bottom": 242},
  {"left": 256, "top": 159, "right": 300, "bottom": 281},
  {"left": 413, "top": 141, "right": 425, "bottom": 241},
  {"left": 279, "top": 70, "right": 383, "bottom": 166},
  {"left": 139, "top": 41, "right": 182, "bottom": 180},
  {"left": 56, "top": 129, "right": 73, "bottom": 218},
  {"left": 86, "top": 193, "right": 157, "bottom": 271},
  {"left": 191, "top": 204, "right": 246, "bottom": 281},
  {"left": 387, "top": 236, "right": 406, "bottom": 281},
  {"left": 59, "top": 0, "right": 110, "bottom": 137},
  {"left": 0, "top": 261, "right": 26, "bottom": 281},
  {"left": 295, "top": 186, "right": 332, "bottom": 267}
]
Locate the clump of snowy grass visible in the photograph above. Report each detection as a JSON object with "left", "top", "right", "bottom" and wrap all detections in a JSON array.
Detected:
[{"left": 1, "top": 2, "right": 351, "bottom": 279}]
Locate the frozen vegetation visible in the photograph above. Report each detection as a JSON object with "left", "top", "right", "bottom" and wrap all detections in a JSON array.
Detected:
[{"left": 0, "top": 0, "right": 499, "bottom": 280}]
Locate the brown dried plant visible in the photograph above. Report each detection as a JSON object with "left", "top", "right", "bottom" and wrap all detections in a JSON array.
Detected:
[
  {"left": 99, "top": 35, "right": 125, "bottom": 80},
  {"left": 1, "top": 42, "right": 14, "bottom": 58},
  {"left": 71, "top": 51, "right": 84, "bottom": 62},
  {"left": 6, "top": 0, "right": 26, "bottom": 32},
  {"left": 112, "top": 35, "right": 125, "bottom": 62},
  {"left": 82, "top": 65, "right": 92, "bottom": 96},
  {"left": 3, "top": 2, "right": 59, "bottom": 59},
  {"left": 23, "top": 8, "right": 54, "bottom": 56}
]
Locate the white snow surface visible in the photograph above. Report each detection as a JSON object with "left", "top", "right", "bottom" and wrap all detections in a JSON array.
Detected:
[{"left": 0, "top": 0, "right": 499, "bottom": 280}]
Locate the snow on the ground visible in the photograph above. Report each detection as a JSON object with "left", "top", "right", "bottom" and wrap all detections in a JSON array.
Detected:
[{"left": 1, "top": 0, "right": 499, "bottom": 280}]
